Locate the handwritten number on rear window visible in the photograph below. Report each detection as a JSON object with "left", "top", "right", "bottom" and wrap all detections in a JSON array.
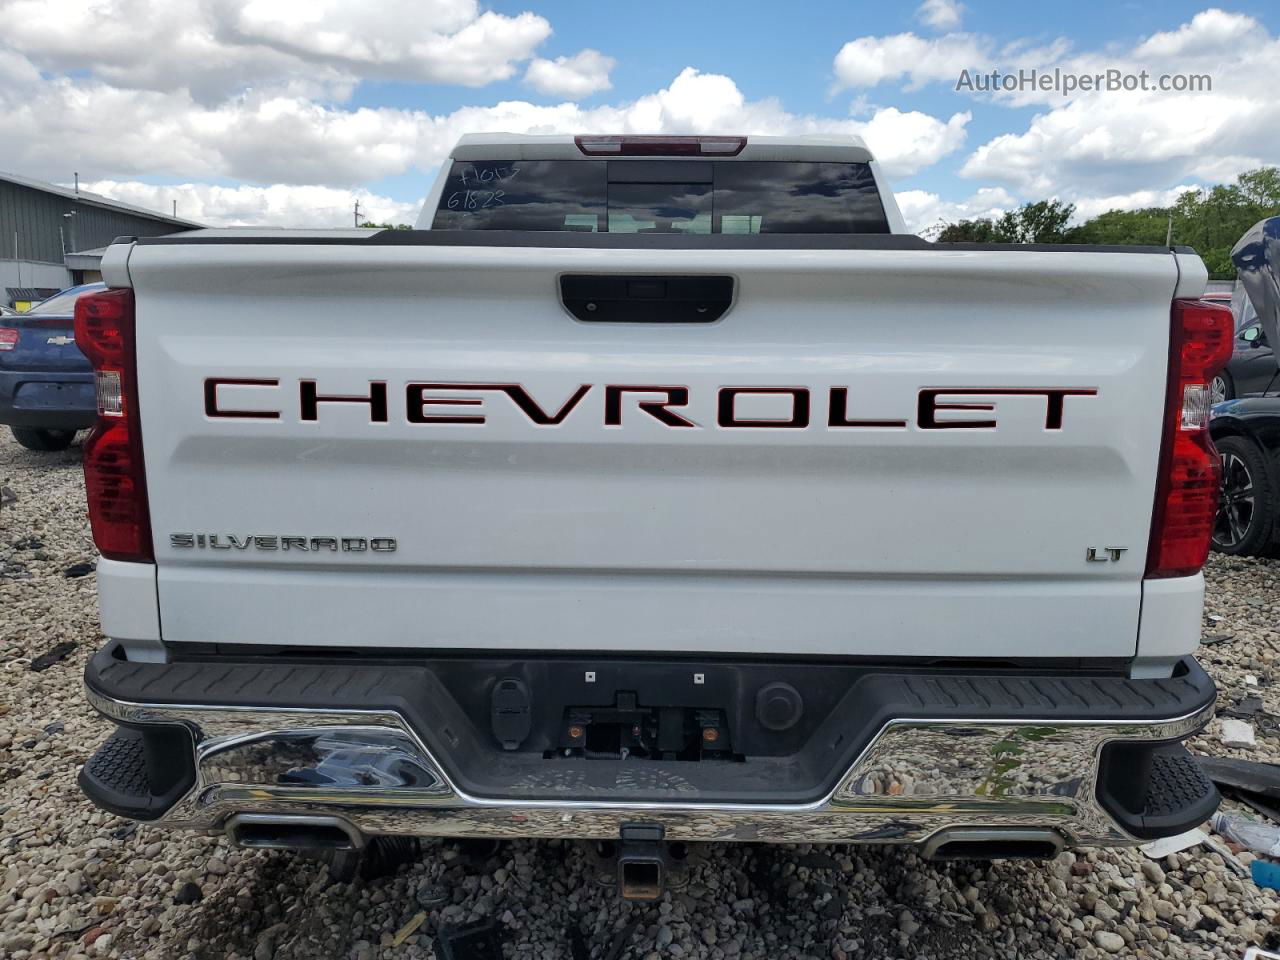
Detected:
[{"left": 447, "top": 190, "right": 506, "bottom": 210}]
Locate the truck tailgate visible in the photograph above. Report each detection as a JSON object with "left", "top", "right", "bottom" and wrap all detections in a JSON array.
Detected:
[{"left": 128, "top": 240, "right": 1178, "bottom": 658}]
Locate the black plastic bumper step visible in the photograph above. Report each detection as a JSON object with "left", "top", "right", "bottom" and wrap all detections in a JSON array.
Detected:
[
  {"left": 1098, "top": 743, "right": 1220, "bottom": 840},
  {"left": 78, "top": 726, "right": 195, "bottom": 821}
]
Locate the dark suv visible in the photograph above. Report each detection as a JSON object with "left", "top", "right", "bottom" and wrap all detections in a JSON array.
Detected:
[
  {"left": 1211, "top": 219, "right": 1280, "bottom": 556},
  {"left": 1212, "top": 282, "right": 1278, "bottom": 402}
]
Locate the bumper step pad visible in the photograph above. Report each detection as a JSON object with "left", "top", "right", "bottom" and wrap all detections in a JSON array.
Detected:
[
  {"left": 1098, "top": 744, "right": 1220, "bottom": 840},
  {"left": 78, "top": 726, "right": 195, "bottom": 821},
  {"left": 1142, "top": 748, "right": 1221, "bottom": 835}
]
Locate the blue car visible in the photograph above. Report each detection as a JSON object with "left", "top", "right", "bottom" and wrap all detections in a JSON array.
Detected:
[{"left": 0, "top": 282, "right": 103, "bottom": 451}]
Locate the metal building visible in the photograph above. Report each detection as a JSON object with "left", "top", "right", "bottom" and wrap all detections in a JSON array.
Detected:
[{"left": 1, "top": 171, "right": 202, "bottom": 308}]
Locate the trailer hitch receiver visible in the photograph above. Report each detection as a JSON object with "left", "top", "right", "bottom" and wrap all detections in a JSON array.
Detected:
[{"left": 617, "top": 823, "right": 666, "bottom": 901}]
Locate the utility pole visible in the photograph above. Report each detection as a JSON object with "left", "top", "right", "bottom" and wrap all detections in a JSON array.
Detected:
[
  {"left": 74, "top": 172, "right": 79, "bottom": 195},
  {"left": 1166, "top": 214, "right": 1174, "bottom": 248},
  {"left": 173, "top": 199, "right": 177, "bottom": 218},
  {"left": 353, "top": 199, "right": 362, "bottom": 228}
]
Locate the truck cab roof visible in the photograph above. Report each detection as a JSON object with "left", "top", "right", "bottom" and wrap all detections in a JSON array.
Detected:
[{"left": 448, "top": 133, "right": 874, "bottom": 164}]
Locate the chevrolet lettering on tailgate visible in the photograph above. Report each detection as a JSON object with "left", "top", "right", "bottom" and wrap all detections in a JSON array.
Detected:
[{"left": 204, "top": 378, "right": 1099, "bottom": 431}]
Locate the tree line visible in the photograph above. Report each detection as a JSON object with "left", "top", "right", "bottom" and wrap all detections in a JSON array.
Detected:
[{"left": 933, "top": 167, "right": 1280, "bottom": 279}]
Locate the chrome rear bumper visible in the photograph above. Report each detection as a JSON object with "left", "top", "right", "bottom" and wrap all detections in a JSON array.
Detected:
[{"left": 83, "top": 682, "right": 1216, "bottom": 847}]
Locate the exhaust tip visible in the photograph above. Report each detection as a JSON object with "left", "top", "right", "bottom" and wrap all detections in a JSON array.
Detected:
[
  {"left": 922, "top": 828, "right": 1065, "bottom": 862},
  {"left": 226, "top": 814, "right": 364, "bottom": 852}
]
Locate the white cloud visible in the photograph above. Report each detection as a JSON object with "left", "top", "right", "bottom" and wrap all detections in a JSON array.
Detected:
[
  {"left": 0, "top": 64, "right": 970, "bottom": 190},
  {"left": 524, "top": 49, "right": 615, "bottom": 97},
  {"left": 0, "top": 81, "right": 429, "bottom": 185},
  {"left": 958, "top": 95, "right": 1243, "bottom": 196},
  {"left": 1190, "top": 153, "right": 1268, "bottom": 184},
  {"left": 229, "top": 0, "right": 551, "bottom": 87},
  {"left": 0, "top": 0, "right": 552, "bottom": 101},
  {"left": 830, "top": 9, "right": 1280, "bottom": 204},
  {"left": 853, "top": 107, "right": 970, "bottom": 176},
  {"left": 76, "top": 180, "right": 420, "bottom": 228},
  {"left": 894, "top": 186, "right": 1015, "bottom": 235},
  {"left": 1133, "top": 7, "right": 1259, "bottom": 58},
  {"left": 916, "top": 0, "right": 964, "bottom": 31},
  {"left": 959, "top": 10, "right": 1280, "bottom": 197},
  {"left": 1069, "top": 185, "right": 1199, "bottom": 221},
  {"left": 833, "top": 33, "right": 986, "bottom": 90},
  {"left": 832, "top": 27, "right": 1069, "bottom": 93}
]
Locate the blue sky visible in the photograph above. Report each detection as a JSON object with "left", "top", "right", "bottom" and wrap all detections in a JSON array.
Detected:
[{"left": 1, "top": 0, "right": 1277, "bottom": 229}]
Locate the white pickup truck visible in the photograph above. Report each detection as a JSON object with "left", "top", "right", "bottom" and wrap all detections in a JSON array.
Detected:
[{"left": 76, "top": 134, "right": 1234, "bottom": 897}]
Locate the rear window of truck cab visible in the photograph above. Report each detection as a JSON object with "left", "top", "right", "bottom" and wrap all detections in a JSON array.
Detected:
[{"left": 431, "top": 160, "right": 890, "bottom": 234}]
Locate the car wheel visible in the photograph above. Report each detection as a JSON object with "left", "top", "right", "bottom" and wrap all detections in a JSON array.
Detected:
[
  {"left": 10, "top": 427, "right": 77, "bottom": 451},
  {"left": 1210, "top": 372, "right": 1234, "bottom": 404},
  {"left": 1212, "top": 436, "right": 1275, "bottom": 556}
]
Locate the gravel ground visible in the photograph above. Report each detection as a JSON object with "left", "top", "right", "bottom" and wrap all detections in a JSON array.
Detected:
[{"left": 3, "top": 429, "right": 1280, "bottom": 960}]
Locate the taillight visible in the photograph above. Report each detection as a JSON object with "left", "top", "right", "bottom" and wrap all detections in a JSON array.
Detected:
[
  {"left": 0, "top": 328, "right": 16, "bottom": 351},
  {"left": 73, "top": 288, "right": 153, "bottom": 563},
  {"left": 1146, "top": 298, "right": 1234, "bottom": 578},
  {"left": 575, "top": 135, "right": 746, "bottom": 156}
]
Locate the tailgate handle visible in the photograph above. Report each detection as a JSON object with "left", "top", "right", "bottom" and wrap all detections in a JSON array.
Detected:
[{"left": 560, "top": 275, "right": 734, "bottom": 324}]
